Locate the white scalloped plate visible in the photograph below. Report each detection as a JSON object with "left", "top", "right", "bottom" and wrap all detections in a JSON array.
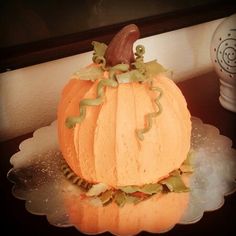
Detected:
[{"left": 7, "top": 117, "right": 236, "bottom": 235}]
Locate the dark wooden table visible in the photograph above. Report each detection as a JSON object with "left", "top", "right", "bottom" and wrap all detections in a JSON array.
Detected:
[{"left": 0, "top": 71, "right": 235, "bottom": 235}]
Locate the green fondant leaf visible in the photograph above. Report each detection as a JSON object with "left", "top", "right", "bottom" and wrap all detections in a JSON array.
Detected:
[
  {"left": 132, "top": 61, "right": 145, "bottom": 74},
  {"left": 160, "top": 175, "right": 189, "bottom": 193},
  {"left": 111, "top": 63, "right": 130, "bottom": 72},
  {"left": 120, "top": 183, "right": 162, "bottom": 196},
  {"left": 92, "top": 41, "right": 107, "bottom": 57},
  {"left": 119, "top": 185, "right": 140, "bottom": 194},
  {"left": 126, "top": 195, "right": 143, "bottom": 205},
  {"left": 183, "top": 151, "right": 193, "bottom": 166},
  {"left": 139, "top": 183, "right": 163, "bottom": 194},
  {"left": 170, "top": 169, "right": 181, "bottom": 177},
  {"left": 180, "top": 164, "right": 194, "bottom": 173},
  {"left": 116, "top": 69, "right": 145, "bottom": 84},
  {"left": 144, "top": 60, "right": 166, "bottom": 77},
  {"left": 99, "top": 189, "right": 114, "bottom": 205},
  {"left": 114, "top": 191, "right": 127, "bottom": 207},
  {"left": 74, "top": 66, "right": 103, "bottom": 81},
  {"left": 86, "top": 183, "right": 109, "bottom": 197},
  {"left": 180, "top": 152, "right": 194, "bottom": 173}
]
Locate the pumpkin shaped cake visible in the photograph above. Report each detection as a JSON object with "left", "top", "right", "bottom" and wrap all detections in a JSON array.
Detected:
[{"left": 58, "top": 24, "right": 192, "bottom": 206}]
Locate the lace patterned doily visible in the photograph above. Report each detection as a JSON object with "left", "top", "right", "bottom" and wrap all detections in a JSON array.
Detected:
[{"left": 7, "top": 117, "right": 236, "bottom": 235}]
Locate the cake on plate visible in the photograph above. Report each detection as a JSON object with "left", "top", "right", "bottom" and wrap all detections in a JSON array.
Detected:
[{"left": 57, "top": 24, "right": 192, "bottom": 206}]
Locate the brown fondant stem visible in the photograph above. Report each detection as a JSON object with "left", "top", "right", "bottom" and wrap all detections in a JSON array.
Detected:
[{"left": 104, "top": 24, "right": 140, "bottom": 67}]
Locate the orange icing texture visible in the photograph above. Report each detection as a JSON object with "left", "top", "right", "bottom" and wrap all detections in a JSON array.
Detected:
[{"left": 57, "top": 71, "right": 191, "bottom": 188}]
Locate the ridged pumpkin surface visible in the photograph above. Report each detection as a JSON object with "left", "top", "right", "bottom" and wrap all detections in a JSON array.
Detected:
[{"left": 57, "top": 71, "right": 191, "bottom": 188}]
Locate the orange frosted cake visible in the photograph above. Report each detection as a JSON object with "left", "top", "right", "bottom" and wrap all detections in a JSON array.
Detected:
[{"left": 57, "top": 24, "right": 192, "bottom": 206}]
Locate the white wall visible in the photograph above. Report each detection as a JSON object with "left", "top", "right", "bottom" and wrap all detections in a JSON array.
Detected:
[{"left": 0, "top": 18, "right": 223, "bottom": 141}]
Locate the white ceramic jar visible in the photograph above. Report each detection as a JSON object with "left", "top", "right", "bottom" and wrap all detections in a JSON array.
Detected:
[{"left": 210, "top": 13, "right": 236, "bottom": 113}]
